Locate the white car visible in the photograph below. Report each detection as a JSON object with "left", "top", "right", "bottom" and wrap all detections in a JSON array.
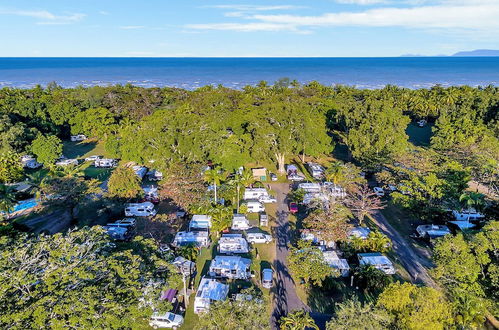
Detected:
[
  {"left": 149, "top": 312, "right": 184, "bottom": 329},
  {"left": 259, "top": 195, "right": 277, "bottom": 203},
  {"left": 373, "top": 187, "right": 385, "bottom": 197},
  {"left": 247, "top": 233, "right": 272, "bottom": 244},
  {"left": 262, "top": 268, "right": 273, "bottom": 289},
  {"left": 85, "top": 155, "right": 102, "bottom": 162},
  {"left": 270, "top": 173, "right": 278, "bottom": 181}
]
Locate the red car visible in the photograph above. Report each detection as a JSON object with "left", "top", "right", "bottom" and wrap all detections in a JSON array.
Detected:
[{"left": 289, "top": 202, "right": 298, "bottom": 214}]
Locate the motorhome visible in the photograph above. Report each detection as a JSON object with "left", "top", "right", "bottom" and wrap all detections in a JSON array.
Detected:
[
  {"left": 298, "top": 182, "right": 322, "bottom": 193},
  {"left": 21, "top": 155, "right": 41, "bottom": 169},
  {"left": 231, "top": 213, "right": 251, "bottom": 230},
  {"left": 323, "top": 251, "right": 350, "bottom": 277},
  {"left": 189, "top": 215, "right": 212, "bottom": 231},
  {"left": 208, "top": 256, "right": 252, "bottom": 280},
  {"left": 124, "top": 202, "right": 156, "bottom": 217},
  {"left": 358, "top": 253, "right": 396, "bottom": 275},
  {"left": 244, "top": 201, "right": 265, "bottom": 213},
  {"left": 452, "top": 209, "right": 485, "bottom": 221},
  {"left": 94, "top": 158, "right": 118, "bottom": 168},
  {"left": 218, "top": 234, "right": 249, "bottom": 254},
  {"left": 246, "top": 232, "right": 272, "bottom": 244},
  {"left": 416, "top": 224, "right": 451, "bottom": 239},
  {"left": 172, "top": 231, "right": 210, "bottom": 247},
  {"left": 132, "top": 165, "right": 148, "bottom": 179},
  {"left": 194, "top": 277, "right": 229, "bottom": 314},
  {"left": 55, "top": 159, "right": 79, "bottom": 166},
  {"left": 70, "top": 134, "right": 87, "bottom": 142},
  {"left": 306, "top": 162, "right": 325, "bottom": 179}
]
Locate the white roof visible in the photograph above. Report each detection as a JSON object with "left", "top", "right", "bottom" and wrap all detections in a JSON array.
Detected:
[
  {"left": 196, "top": 278, "right": 229, "bottom": 302},
  {"left": 349, "top": 226, "right": 371, "bottom": 239},
  {"left": 323, "top": 251, "right": 350, "bottom": 270},
  {"left": 218, "top": 234, "right": 249, "bottom": 253},
  {"left": 358, "top": 253, "right": 392, "bottom": 266},
  {"left": 126, "top": 202, "right": 154, "bottom": 208},
  {"left": 209, "top": 255, "right": 251, "bottom": 271},
  {"left": 244, "top": 188, "right": 267, "bottom": 193}
]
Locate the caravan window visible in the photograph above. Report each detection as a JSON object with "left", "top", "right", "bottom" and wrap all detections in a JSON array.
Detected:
[
  {"left": 231, "top": 269, "right": 237, "bottom": 274},
  {"left": 138, "top": 209, "right": 144, "bottom": 212}
]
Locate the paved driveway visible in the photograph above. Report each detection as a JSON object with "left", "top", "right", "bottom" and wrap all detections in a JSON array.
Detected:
[{"left": 271, "top": 183, "right": 309, "bottom": 328}]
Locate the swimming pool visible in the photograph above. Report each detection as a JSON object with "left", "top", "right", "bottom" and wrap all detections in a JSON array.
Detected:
[{"left": 12, "top": 198, "right": 38, "bottom": 212}]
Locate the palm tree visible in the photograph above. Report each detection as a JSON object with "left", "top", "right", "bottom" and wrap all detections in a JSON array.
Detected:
[
  {"left": 176, "top": 243, "right": 199, "bottom": 262},
  {"left": 280, "top": 310, "right": 318, "bottom": 330},
  {"left": 204, "top": 166, "right": 225, "bottom": 203},
  {"left": 324, "top": 161, "right": 345, "bottom": 185},
  {"left": 0, "top": 184, "right": 16, "bottom": 218},
  {"left": 459, "top": 192, "right": 486, "bottom": 213},
  {"left": 52, "top": 164, "right": 85, "bottom": 178},
  {"left": 26, "top": 171, "right": 48, "bottom": 200},
  {"left": 365, "top": 231, "right": 392, "bottom": 253},
  {"left": 209, "top": 204, "right": 233, "bottom": 236},
  {"left": 240, "top": 169, "right": 255, "bottom": 188}
]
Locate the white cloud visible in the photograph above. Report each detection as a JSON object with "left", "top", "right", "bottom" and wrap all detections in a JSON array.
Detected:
[
  {"left": 0, "top": 9, "right": 85, "bottom": 24},
  {"left": 120, "top": 25, "right": 145, "bottom": 30},
  {"left": 205, "top": 5, "right": 304, "bottom": 11},
  {"left": 185, "top": 22, "right": 300, "bottom": 32},
  {"left": 335, "top": 0, "right": 388, "bottom": 4}
]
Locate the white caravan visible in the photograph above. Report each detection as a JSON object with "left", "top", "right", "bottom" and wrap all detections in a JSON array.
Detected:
[
  {"left": 172, "top": 231, "right": 210, "bottom": 247},
  {"left": 244, "top": 201, "right": 265, "bottom": 213},
  {"left": 124, "top": 202, "right": 156, "bottom": 217},
  {"left": 94, "top": 158, "right": 118, "bottom": 168},
  {"left": 306, "top": 162, "right": 325, "bottom": 179},
  {"left": 358, "top": 253, "right": 395, "bottom": 275},
  {"left": 194, "top": 278, "right": 229, "bottom": 314},
  {"left": 231, "top": 214, "right": 251, "bottom": 230},
  {"left": 189, "top": 215, "right": 212, "bottom": 231},
  {"left": 208, "top": 256, "right": 252, "bottom": 280},
  {"left": 298, "top": 182, "right": 322, "bottom": 193},
  {"left": 70, "top": 134, "right": 87, "bottom": 142},
  {"left": 218, "top": 234, "right": 249, "bottom": 254}
]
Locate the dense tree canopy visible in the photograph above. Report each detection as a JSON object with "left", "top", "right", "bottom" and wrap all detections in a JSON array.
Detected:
[{"left": 31, "top": 134, "right": 62, "bottom": 166}]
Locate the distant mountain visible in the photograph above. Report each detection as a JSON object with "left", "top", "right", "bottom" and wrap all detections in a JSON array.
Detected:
[{"left": 452, "top": 49, "right": 499, "bottom": 57}]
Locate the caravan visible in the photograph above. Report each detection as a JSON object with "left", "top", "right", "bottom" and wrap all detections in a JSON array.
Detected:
[
  {"left": 194, "top": 278, "right": 229, "bottom": 314},
  {"left": 306, "top": 162, "right": 325, "bottom": 179},
  {"left": 70, "top": 134, "right": 87, "bottom": 142},
  {"left": 125, "top": 202, "right": 156, "bottom": 217},
  {"left": 218, "top": 234, "right": 249, "bottom": 254},
  {"left": 95, "top": 158, "right": 118, "bottom": 168},
  {"left": 172, "top": 231, "right": 210, "bottom": 247},
  {"left": 189, "top": 215, "right": 212, "bottom": 231},
  {"left": 244, "top": 201, "right": 265, "bottom": 213},
  {"left": 231, "top": 214, "right": 251, "bottom": 230},
  {"left": 208, "top": 256, "right": 252, "bottom": 280}
]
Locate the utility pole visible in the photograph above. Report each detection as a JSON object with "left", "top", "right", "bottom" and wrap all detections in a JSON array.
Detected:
[{"left": 182, "top": 273, "right": 189, "bottom": 307}]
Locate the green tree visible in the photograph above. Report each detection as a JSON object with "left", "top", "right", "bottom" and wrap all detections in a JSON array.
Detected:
[
  {"left": 31, "top": 134, "right": 63, "bottom": 166},
  {"left": 288, "top": 240, "right": 336, "bottom": 286},
  {"left": 176, "top": 243, "right": 199, "bottom": 262},
  {"left": 107, "top": 166, "right": 143, "bottom": 200},
  {"left": 0, "top": 151, "right": 24, "bottom": 184},
  {"left": 70, "top": 107, "right": 117, "bottom": 139},
  {"left": 0, "top": 184, "right": 16, "bottom": 215},
  {"left": 280, "top": 310, "right": 318, "bottom": 330},
  {"left": 0, "top": 228, "right": 181, "bottom": 329},
  {"left": 355, "top": 265, "right": 392, "bottom": 295},
  {"left": 377, "top": 282, "right": 454, "bottom": 330},
  {"left": 303, "top": 206, "right": 353, "bottom": 243},
  {"left": 195, "top": 288, "right": 270, "bottom": 330},
  {"left": 326, "top": 299, "right": 392, "bottom": 330},
  {"left": 459, "top": 191, "right": 486, "bottom": 212}
]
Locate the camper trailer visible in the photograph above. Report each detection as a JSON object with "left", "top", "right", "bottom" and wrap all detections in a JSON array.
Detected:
[
  {"left": 232, "top": 214, "right": 251, "bottom": 230},
  {"left": 189, "top": 215, "right": 212, "bottom": 231},
  {"left": 323, "top": 251, "right": 350, "bottom": 277},
  {"left": 358, "top": 253, "right": 395, "bottom": 275},
  {"left": 70, "top": 134, "right": 87, "bottom": 142},
  {"left": 55, "top": 159, "right": 79, "bottom": 166},
  {"left": 244, "top": 201, "right": 265, "bottom": 213},
  {"left": 124, "top": 202, "right": 156, "bottom": 217},
  {"left": 172, "top": 231, "right": 210, "bottom": 247},
  {"left": 306, "top": 162, "right": 325, "bottom": 179},
  {"left": 298, "top": 182, "right": 322, "bottom": 193},
  {"left": 208, "top": 256, "right": 252, "bottom": 280},
  {"left": 194, "top": 278, "right": 229, "bottom": 314},
  {"left": 218, "top": 234, "right": 249, "bottom": 254},
  {"left": 94, "top": 158, "right": 118, "bottom": 168},
  {"left": 21, "top": 155, "right": 42, "bottom": 169}
]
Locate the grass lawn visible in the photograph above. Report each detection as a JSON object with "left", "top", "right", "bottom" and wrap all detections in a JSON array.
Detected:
[
  {"left": 82, "top": 165, "right": 113, "bottom": 181},
  {"left": 406, "top": 122, "right": 433, "bottom": 147},
  {"left": 63, "top": 139, "right": 110, "bottom": 159}
]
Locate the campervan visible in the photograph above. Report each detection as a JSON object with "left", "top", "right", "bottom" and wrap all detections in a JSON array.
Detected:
[
  {"left": 244, "top": 201, "right": 265, "bottom": 213},
  {"left": 124, "top": 202, "right": 156, "bottom": 217},
  {"left": 231, "top": 214, "right": 251, "bottom": 230},
  {"left": 70, "top": 134, "right": 87, "bottom": 142},
  {"left": 194, "top": 278, "right": 229, "bottom": 314},
  {"left": 94, "top": 158, "right": 117, "bottom": 168},
  {"left": 306, "top": 162, "right": 325, "bottom": 179}
]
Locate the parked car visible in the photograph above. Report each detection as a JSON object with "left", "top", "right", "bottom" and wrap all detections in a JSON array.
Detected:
[
  {"left": 85, "top": 155, "right": 102, "bottom": 162},
  {"left": 270, "top": 173, "right": 278, "bottom": 181},
  {"left": 259, "top": 195, "right": 277, "bottom": 203},
  {"left": 373, "top": 187, "right": 385, "bottom": 197},
  {"left": 289, "top": 202, "right": 298, "bottom": 214},
  {"left": 246, "top": 232, "right": 272, "bottom": 244},
  {"left": 149, "top": 312, "right": 184, "bottom": 329},
  {"left": 262, "top": 268, "right": 273, "bottom": 289},
  {"left": 417, "top": 119, "right": 427, "bottom": 127}
]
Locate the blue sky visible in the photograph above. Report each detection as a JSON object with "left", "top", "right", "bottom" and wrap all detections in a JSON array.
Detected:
[{"left": 0, "top": 0, "right": 497, "bottom": 57}]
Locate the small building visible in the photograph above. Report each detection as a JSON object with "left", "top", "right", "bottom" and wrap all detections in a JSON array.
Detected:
[
  {"left": 243, "top": 188, "right": 269, "bottom": 201},
  {"left": 252, "top": 168, "right": 267, "bottom": 181},
  {"left": 306, "top": 162, "right": 325, "bottom": 179},
  {"left": 94, "top": 158, "right": 118, "bottom": 168},
  {"left": 260, "top": 213, "right": 269, "bottom": 227},
  {"left": 194, "top": 277, "right": 229, "bottom": 314},
  {"left": 232, "top": 213, "right": 251, "bottom": 230},
  {"left": 323, "top": 251, "right": 350, "bottom": 277},
  {"left": 172, "top": 231, "right": 210, "bottom": 247},
  {"left": 70, "top": 134, "right": 87, "bottom": 142},
  {"left": 349, "top": 226, "right": 371, "bottom": 240},
  {"left": 358, "top": 252, "right": 395, "bottom": 275},
  {"left": 416, "top": 224, "right": 451, "bottom": 239},
  {"left": 218, "top": 234, "right": 249, "bottom": 254},
  {"left": 21, "top": 155, "right": 41, "bottom": 169},
  {"left": 189, "top": 215, "right": 212, "bottom": 231},
  {"left": 132, "top": 165, "right": 148, "bottom": 179},
  {"left": 208, "top": 256, "right": 252, "bottom": 280},
  {"left": 172, "top": 256, "right": 196, "bottom": 277}
]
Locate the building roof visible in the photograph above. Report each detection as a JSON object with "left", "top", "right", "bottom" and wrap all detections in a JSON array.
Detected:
[
  {"left": 323, "top": 251, "right": 350, "bottom": 270},
  {"left": 196, "top": 278, "right": 229, "bottom": 302},
  {"left": 209, "top": 255, "right": 251, "bottom": 271},
  {"left": 358, "top": 252, "right": 392, "bottom": 265},
  {"left": 349, "top": 226, "right": 371, "bottom": 239}
]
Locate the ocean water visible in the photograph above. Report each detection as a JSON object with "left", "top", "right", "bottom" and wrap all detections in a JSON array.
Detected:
[{"left": 0, "top": 57, "right": 498, "bottom": 90}]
